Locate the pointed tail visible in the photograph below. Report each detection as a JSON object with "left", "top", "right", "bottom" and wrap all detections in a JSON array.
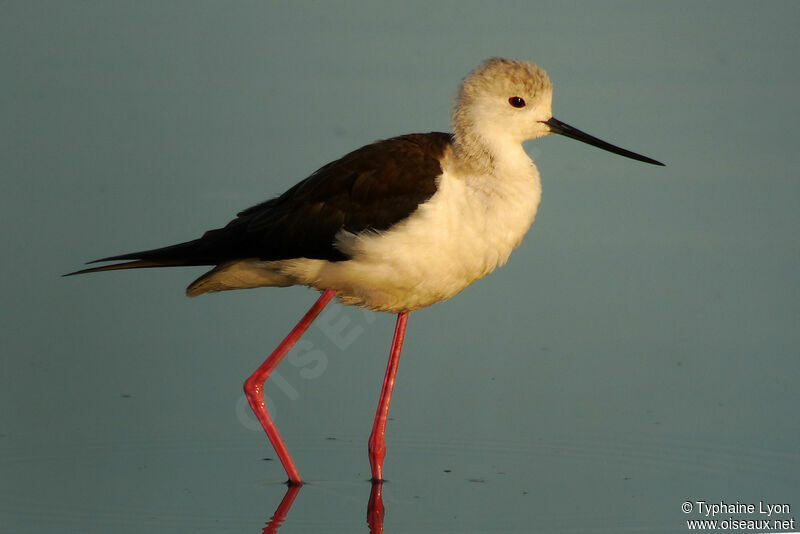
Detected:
[
  {"left": 63, "top": 259, "right": 190, "bottom": 277},
  {"left": 64, "top": 238, "right": 211, "bottom": 277}
]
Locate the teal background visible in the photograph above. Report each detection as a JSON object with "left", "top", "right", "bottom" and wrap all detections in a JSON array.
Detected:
[{"left": 2, "top": 1, "right": 799, "bottom": 532}]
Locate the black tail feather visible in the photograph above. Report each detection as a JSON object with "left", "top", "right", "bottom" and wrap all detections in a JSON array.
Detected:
[
  {"left": 65, "top": 237, "right": 215, "bottom": 277},
  {"left": 86, "top": 238, "right": 207, "bottom": 264},
  {"left": 63, "top": 259, "right": 189, "bottom": 277}
]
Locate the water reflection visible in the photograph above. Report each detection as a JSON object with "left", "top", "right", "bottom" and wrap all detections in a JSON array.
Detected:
[
  {"left": 262, "top": 484, "right": 301, "bottom": 534},
  {"left": 367, "top": 482, "right": 385, "bottom": 534},
  {"left": 262, "top": 482, "right": 385, "bottom": 533},
  {"left": 3, "top": 432, "right": 797, "bottom": 532}
]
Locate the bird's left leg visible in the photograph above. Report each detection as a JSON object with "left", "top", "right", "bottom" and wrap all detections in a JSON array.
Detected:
[
  {"left": 368, "top": 312, "right": 409, "bottom": 482},
  {"left": 244, "top": 289, "right": 336, "bottom": 485}
]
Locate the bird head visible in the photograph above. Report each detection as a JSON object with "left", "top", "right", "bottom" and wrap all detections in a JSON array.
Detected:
[{"left": 453, "top": 57, "right": 663, "bottom": 166}]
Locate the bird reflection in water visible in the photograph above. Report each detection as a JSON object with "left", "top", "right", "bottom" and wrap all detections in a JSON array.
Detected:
[
  {"left": 261, "top": 484, "right": 301, "bottom": 534},
  {"left": 261, "top": 482, "right": 385, "bottom": 533},
  {"left": 367, "top": 482, "right": 385, "bottom": 534}
]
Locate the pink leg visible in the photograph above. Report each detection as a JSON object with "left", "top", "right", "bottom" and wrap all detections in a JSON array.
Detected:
[
  {"left": 244, "top": 289, "right": 336, "bottom": 485},
  {"left": 368, "top": 312, "right": 409, "bottom": 482}
]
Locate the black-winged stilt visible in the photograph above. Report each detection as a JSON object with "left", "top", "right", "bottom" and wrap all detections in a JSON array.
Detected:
[{"left": 67, "top": 58, "right": 663, "bottom": 485}]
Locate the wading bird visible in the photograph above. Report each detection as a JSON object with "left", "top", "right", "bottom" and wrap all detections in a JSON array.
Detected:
[{"left": 68, "top": 58, "right": 663, "bottom": 485}]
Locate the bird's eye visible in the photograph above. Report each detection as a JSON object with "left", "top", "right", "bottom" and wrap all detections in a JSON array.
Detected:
[{"left": 508, "top": 96, "right": 526, "bottom": 108}]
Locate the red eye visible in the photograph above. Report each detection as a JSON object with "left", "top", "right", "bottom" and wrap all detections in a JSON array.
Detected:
[{"left": 508, "top": 96, "right": 526, "bottom": 108}]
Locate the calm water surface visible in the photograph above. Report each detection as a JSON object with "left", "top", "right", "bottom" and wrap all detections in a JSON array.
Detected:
[{"left": 2, "top": 1, "right": 799, "bottom": 532}]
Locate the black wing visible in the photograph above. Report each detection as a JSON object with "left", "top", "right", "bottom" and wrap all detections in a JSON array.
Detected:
[{"left": 67, "top": 132, "right": 452, "bottom": 275}]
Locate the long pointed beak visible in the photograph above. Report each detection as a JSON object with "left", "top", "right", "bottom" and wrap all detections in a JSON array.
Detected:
[{"left": 542, "top": 117, "right": 664, "bottom": 166}]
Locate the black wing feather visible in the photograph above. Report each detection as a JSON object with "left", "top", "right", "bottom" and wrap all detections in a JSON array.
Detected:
[{"left": 73, "top": 132, "right": 452, "bottom": 271}]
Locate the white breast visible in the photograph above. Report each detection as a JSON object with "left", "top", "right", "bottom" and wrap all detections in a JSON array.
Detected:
[{"left": 279, "top": 147, "right": 543, "bottom": 312}]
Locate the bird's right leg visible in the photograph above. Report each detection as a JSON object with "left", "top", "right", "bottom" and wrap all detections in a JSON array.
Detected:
[
  {"left": 244, "top": 289, "right": 336, "bottom": 485},
  {"left": 368, "top": 312, "right": 409, "bottom": 482}
]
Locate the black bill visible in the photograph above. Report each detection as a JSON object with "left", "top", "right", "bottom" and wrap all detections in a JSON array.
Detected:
[{"left": 543, "top": 117, "right": 664, "bottom": 166}]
